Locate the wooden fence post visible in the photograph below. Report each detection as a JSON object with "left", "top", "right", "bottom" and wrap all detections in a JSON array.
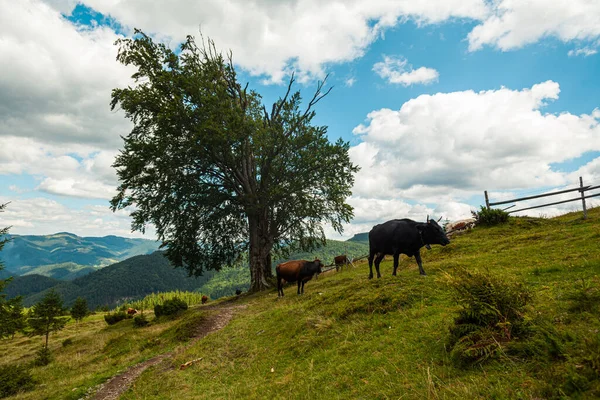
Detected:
[
  {"left": 484, "top": 191, "right": 490, "bottom": 210},
  {"left": 580, "top": 176, "right": 588, "bottom": 220}
]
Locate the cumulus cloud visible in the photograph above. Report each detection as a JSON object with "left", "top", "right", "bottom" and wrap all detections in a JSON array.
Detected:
[
  {"left": 59, "top": 0, "right": 487, "bottom": 83},
  {"left": 0, "top": 197, "right": 155, "bottom": 238},
  {"left": 468, "top": 0, "right": 600, "bottom": 52},
  {"left": 348, "top": 81, "right": 600, "bottom": 226},
  {"left": 373, "top": 56, "right": 439, "bottom": 86},
  {"left": 0, "top": 0, "right": 134, "bottom": 149}
]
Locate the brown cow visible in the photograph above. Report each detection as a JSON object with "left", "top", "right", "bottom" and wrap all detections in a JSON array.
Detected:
[
  {"left": 334, "top": 254, "right": 351, "bottom": 271},
  {"left": 201, "top": 295, "right": 208, "bottom": 304},
  {"left": 276, "top": 259, "right": 323, "bottom": 297},
  {"left": 126, "top": 308, "right": 137, "bottom": 315}
]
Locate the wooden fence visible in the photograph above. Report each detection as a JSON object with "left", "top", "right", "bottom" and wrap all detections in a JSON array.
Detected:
[{"left": 485, "top": 177, "right": 600, "bottom": 219}]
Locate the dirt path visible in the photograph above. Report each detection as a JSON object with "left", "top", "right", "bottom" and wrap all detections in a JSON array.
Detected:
[{"left": 90, "top": 302, "right": 246, "bottom": 400}]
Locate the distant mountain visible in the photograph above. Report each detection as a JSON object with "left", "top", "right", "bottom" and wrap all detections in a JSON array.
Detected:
[
  {"left": 347, "top": 232, "right": 369, "bottom": 243},
  {"left": 0, "top": 232, "right": 161, "bottom": 279},
  {"left": 11, "top": 251, "right": 212, "bottom": 309}
]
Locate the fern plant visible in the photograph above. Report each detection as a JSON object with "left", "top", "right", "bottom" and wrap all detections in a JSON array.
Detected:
[{"left": 444, "top": 268, "right": 532, "bottom": 366}]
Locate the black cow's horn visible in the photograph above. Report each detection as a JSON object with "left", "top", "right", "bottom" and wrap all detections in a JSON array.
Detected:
[
  {"left": 426, "top": 214, "right": 429, "bottom": 223},
  {"left": 437, "top": 216, "right": 443, "bottom": 222}
]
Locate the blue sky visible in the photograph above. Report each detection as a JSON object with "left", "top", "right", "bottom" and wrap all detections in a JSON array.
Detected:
[{"left": 1, "top": 0, "right": 599, "bottom": 239}]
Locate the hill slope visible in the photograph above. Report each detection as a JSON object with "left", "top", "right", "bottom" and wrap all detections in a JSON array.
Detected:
[
  {"left": 0, "top": 232, "right": 160, "bottom": 277},
  {"left": 125, "top": 208, "right": 600, "bottom": 399},
  {"left": 2, "top": 208, "right": 600, "bottom": 399},
  {"left": 14, "top": 251, "right": 212, "bottom": 308}
]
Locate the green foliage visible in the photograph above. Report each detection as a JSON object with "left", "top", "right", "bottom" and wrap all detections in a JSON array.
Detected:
[
  {"left": 565, "top": 277, "right": 600, "bottom": 313},
  {"left": 110, "top": 31, "right": 358, "bottom": 291},
  {"left": 0, "top": 296, "right": 26, "bottom": 339},
  {"left": 0, "top": 363, "right": 35, "bottom": 398},
  {"left": 445, "top": 268, "right": 532, "bottom": 365},
  {"left": 33, "top": 345, "right": 52, "bottom": 366},
  {"left": 154, "top": 297, "right": 188, "bottom": 318},
  {"left": 27, "top": 289, "right": 69, "bottom": 349},
  {"left": 104, "top": 311, "right": 128, "bottom": 325},
  {"left": 70, "top": 297, "right": 89, "bottom": 323},
  {"left": 474, "top": 206, "right": 510, "bottom": 226},
  {"left": 133, "top": 314, "right": 149, "bottom": 328},
  {"left": 120, "top": 290, "right": 206, "bottom": 311}
]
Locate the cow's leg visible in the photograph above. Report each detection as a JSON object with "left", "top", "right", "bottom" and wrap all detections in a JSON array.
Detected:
[
  {"left": 297, "top": 280, "right": 302, "bottom": 295},
  {"left": 368, "top": 251, "right": 375, "bottom": 279},
  {"left": 392, "top": 253, "right": 400, "bottom": 276},
  {"left": 301, "top": 281, "right": 305, "bottom": 294},
  {"left": 374, "top": 253, "right": 385, "bottom": 278},
  {"left": 277, "top": 278, "right": 283, "bottom": 297},
  {"left": 415, "top": 251, "right": 426, "bottom": 275}
]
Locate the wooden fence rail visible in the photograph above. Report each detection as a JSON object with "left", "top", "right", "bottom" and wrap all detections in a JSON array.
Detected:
[{"left": 485, "top": 177, "right": 599, "bottom": 219}]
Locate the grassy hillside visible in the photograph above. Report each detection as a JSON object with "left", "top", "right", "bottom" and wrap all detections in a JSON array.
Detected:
[
  {"left": 3, "top": 209, "right": 600, "bottom": 399},
  {"left": 0, "top": 232, "right": 160, "bottom": 277}
]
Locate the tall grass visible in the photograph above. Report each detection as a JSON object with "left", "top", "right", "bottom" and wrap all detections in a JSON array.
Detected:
[{"left": 117, "top": 291, "right": 207, "bottom": 312}]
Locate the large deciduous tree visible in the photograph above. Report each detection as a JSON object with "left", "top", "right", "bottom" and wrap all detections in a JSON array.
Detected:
[{"left": 110, "top": 31, "right": 358, "bottom": 291}]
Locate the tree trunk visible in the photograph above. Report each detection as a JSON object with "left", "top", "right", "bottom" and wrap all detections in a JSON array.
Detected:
[{"left": 248, "top": 211, "right": 273, "bottom": 292}]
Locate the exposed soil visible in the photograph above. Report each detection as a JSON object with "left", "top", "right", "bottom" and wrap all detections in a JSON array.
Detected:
[{"left": 89, "top": 301, "right": 246, "bottom": 400}]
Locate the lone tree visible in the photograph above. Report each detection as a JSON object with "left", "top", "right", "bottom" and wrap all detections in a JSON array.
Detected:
[
  {"left": 70, "top": 297, "right": 89, "bottom": 324},
  {"left": 28, "top": 290, "right": 69, "bottom": 350},
  {"left": 110, "top": 31, "right": 358, "bottom": 291},
  {"left": 0, "top": 203, "right": 25, "bottom": 340}
]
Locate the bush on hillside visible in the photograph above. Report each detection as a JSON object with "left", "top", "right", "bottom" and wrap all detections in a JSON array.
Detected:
[
  {"left": 154, "top": 297, "right": 188, "bottom": 318},
  {"left": 104, "top": 311, "right": 129, "bottom": 325},
  {"left": 0, "top": 364, "right": 35, "bottom": 398},
  {"left": 473, "top": 206, "right": 509, "bottom": 226},
  {"left": 445, "top": 268, "right": 532, "bottom": 366},
  {"left": 133, "top": 314, "right": 149, "bottom": 328},
  {"left": 32, "top": 346, "right": 52, "bottom": 367},
  {"left": 565, "top": 277, "right": 600, "bottom": 314}
]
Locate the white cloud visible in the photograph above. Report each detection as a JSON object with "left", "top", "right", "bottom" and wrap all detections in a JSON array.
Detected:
[
  {"left": 568, "top": 47, "right": 598, "bottom": 57},
  {"left": 67, "top": 0, "right": 487, "bottom": 83},
  {"left": 373, "top": 56, "right": 439, "bottom": 86},
  {"left": 349, "top": 81, "right": 600, "bottom": 223},
  {"left": 468, "top": 0, "right": 600, "bottom": 52},
  {"left": 345, "top": 77, "right": 357, "bottom": 87},
  {"left": 0, "top": 197, "right": 156, "bottom": 238},
  {"left": 0, "top": 0, "right": 134, "bottom": 149}
]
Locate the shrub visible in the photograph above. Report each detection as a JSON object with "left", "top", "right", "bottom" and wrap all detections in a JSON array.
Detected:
[
  {"left": 473, "top": 206, "right": 509, "bottom": 226},
  {"left": 565, "top": 277, "right": 600, "bottom": 314},
  {"left": 33, "top": 346, "right": 52, "bottom": 366},
  {"left": 133, "top": 314, "right": 149, "bottom": 328},
  {"left": 104, "top": 311, "right": 128, "bottom": 325},
  {"left": 154, "top": 297, "right": 188, "bottom": 318},
  {"left": 445, "top": 268, "right": 532, "bottom": 366},
  {"left": 0, "top": 364, "right": 35, "bottom": 398},
  {"left": 62, "top": 338, "right": 73, "bottom": 347}
]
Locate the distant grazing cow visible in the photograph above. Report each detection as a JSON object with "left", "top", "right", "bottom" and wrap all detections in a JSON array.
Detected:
[
  {"left": 201, "top": 295, "right": 208, "bottom": 304},
  {"left": 444, "top": 218, "right": 476, "bottom": 237},
  {"left": 126, "top": 308, "right": 137, "bottom": 315},
  {"left": 368, "top": 216, "right": 450, "bottom": 279},
  {"left": 276, "top": 259, "right": 324, "bottom": 296},
  {"left": 235, "top": 289, "right": 242, "bottom": 296},
  {"left": 334, "top": 254, "right": 354, "bottom": 271}
]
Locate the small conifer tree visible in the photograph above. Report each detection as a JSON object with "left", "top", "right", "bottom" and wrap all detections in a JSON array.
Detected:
[
  {"left": 28, "top": 290, "right": 69, "bottom": 350},
  {"left": 71, "top": 297, "right": 89, "bottom": 324}
]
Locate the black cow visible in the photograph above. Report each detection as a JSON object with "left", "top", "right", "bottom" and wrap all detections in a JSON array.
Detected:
[
  {"left": 276, "top": 259, "right": 323, "bottom": 297},
  {"left": 368, "top": 217, "right": 450, "bottom": 279}
]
